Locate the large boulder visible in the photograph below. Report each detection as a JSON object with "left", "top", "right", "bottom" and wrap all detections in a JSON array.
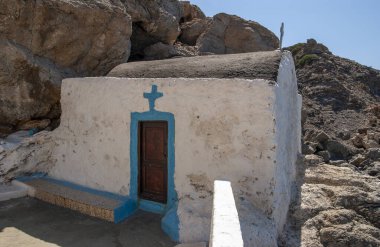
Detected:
[
  {"left": 0, "top": 0, "right": 132, "bottom": 76},
  {"left": 0, "top": 0, "right": 132, "bottom": 131},
  {"left": 197, "top": 13, "right": 279, "bottom": 54},
  {"left": 0, "top": 39, "right": 71, "bottom": 127}
]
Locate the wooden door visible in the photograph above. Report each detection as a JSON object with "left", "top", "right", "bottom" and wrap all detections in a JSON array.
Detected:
[{"left": 139, "top": 121, "right": 168, "bottom": 203}]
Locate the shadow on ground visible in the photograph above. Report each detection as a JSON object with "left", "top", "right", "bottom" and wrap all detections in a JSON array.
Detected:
[{"left": 0, "top": 197, "right": 175, "bottom": 247}]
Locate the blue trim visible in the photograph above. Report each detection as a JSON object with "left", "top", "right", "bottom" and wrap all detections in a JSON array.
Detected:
[
  {"left": 161, "top": 203, "right": 180, "bottom": 242},
  {"left": 143, "top": 85, "right": 163, "bottom": 112},
  {"left": 139, "top": 199, "right": 165, "bottom": 214},
  {"left": 130, "top": 111, "right": 177, "bottom": 207},
  {"left": 129, "top": 84, "right": 180, "bottom": 241},
  {"left": 114, "top": 200, "right": 138, "bottom": 223},
  {"left": 16, "top": 172, "right": 47, "bottom": 182}
]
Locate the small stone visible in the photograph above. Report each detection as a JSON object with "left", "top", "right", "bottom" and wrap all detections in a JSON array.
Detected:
[
  {"left": 329, "top": 160, "right": 346, "bottom": 166},
  {"left": 337, "top": 129, "right": 351, "bottom": 140},
  {"left": 351, "top": 134, "right": 364, "bottom": 148},
  {"left": 349, "top": 154, "right": 366, "bottom": 167},
  {"left": 326, "top": 140, "right": 353, "bottom": 160},
  {"left": 366, "top": 162, "right": 380, "bottom": 177},
  {"left": 358, "top": 128, "right": 368, "bottom": 135},
  {"left": 304, "top": 129, "right": 330, "bottom": 144},
  {"left": 363, "top": 138, "right": 380, "bottom": 149},
  {"left": 304, "top": 154, "right": 324, "bottom": 166},
  {"left": 368, "top": 118, "right": 377, "bottom": 127},
  {"left": 302, "top": 143, "right": 316, "bottom": 155},
  {"left": 365, "top": 148, "right": 380, "bottom": 160},
  {"left": 317, "top": 150, "right": 330, "bottom": 163}
]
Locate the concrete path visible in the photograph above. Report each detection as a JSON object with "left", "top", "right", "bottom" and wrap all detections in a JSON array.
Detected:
[{"left": 0, "top": 197, "right": 175, "bottom": 247}]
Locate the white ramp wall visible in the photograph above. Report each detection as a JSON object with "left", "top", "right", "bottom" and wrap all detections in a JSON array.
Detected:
[{"left": 210, "top": 180, "right": 243, "bottom": 247}]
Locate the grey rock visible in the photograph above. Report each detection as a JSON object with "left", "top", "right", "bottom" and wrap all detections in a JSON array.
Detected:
[
  {"left": 304, "top": 129, "right": 330, "bottom": 145},
  {"left": 144, "top": 42, "right": 178, "bottom": 60},
  {"left": 363, "top": 138, "right": 380, "bottom": 149},
  {"left": 180, "top": 18, "right": 209, "bottom": 46},
  {"left": 351, "top": 134, "right": 364, "bottom": 148},
  {"left": 0, "top": 0, "right": 132, "bottom": 130},
  {"left": 304, "top": 154, "right": 324, "bottom": 166},
  {"left": 326, "top": 140, "right": 353, "bottom": 160},
  {"left": 365, "top": 162, "right": 380, "bottom": 177},
  {"left": 329, "top": 160, "right": 347, "bottom": 166},
  {"left": 337, "top": 129, "right": 351, "bottom": 140},
  {"left": 317, "top": 150, "right": 330, "bottom": 163},
  {"left": 302, "top": 143, "right": 316, "bottom": 155},
  {"left": 197, "top": 13, "right": 279, "bottom": 54},
  {"left": 350, "top": 154, "right": 366, "bottom": 167},
  {"left": 126, "top": 0, "right": 181, "bottom": 60},
  {"left": 365, "top": 148, "right": 380, "bottom": 160},
  {"left": 179, "top": 1, "right": 206, "bottom": 22}
]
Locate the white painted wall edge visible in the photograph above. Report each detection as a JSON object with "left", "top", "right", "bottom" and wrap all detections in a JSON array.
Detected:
[
  {"left": 210, "top": 180, "right": 244, "bottom": 247},
  {"left": 11, "top": 180, "right": 36, "bottom": 197}
]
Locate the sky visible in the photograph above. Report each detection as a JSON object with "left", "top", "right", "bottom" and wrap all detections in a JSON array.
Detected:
[{"left": 190, "top": 0, "right": 380, "bottom": 70}]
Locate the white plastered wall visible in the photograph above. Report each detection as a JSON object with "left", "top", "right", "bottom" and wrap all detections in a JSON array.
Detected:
[
  {"left": 272, "top": 51, "right": 302, "bottom": 236},
  {"left": 49, "top": 77, "right": 279, "bottom": 243}
]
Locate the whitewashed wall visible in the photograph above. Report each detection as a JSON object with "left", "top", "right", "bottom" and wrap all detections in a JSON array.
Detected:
[{"left": 272, "top": 51, "right": 302, "bottom": 235}]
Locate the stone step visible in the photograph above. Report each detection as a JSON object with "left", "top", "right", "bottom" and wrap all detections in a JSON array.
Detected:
[{"left": 16, "top": 176, "right": 134, "bottom": 223}]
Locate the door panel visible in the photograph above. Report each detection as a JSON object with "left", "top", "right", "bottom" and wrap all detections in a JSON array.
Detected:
[{"left": 139, "top": 121, "right": 168, "bottom": 203}]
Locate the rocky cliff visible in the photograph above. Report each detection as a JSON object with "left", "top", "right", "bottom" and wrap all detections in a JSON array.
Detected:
[
  {"left": 0, "top": 0, "right": 279, "bottom": 135},
  {"left": 280, "top": 40, "right": 380, "bottom": 247}
]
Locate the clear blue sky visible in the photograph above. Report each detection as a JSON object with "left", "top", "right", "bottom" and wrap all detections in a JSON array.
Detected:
[{"left": 191, "top": 0, "right": 380, "bottom": 70}]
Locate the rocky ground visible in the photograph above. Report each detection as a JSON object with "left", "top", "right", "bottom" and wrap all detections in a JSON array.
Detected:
[{"left": 279, "top": 40, "right": 380, "bottom": 246}]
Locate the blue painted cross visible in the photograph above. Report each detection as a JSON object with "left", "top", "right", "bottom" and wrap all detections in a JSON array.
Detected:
[{"left": 143, "top": 85, "right": 163, "bottom": 112}]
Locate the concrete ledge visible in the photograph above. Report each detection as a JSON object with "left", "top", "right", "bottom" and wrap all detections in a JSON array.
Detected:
[{"left": 210, "top": 180, "right": 243, "bottom": 247}]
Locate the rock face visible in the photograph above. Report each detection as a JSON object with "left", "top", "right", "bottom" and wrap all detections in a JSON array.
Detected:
[
  {"left": 280, "top": 40, "right": 380, "bottom": 247},
  {"left": 0, "top": 0, "right": 133, "bottom": 132},
  {"left": 0, "top": 39, "right": 67, "bottom": 129},
  {"left": 0, "top": 131, "right": 54, "bottom": 183},
  {"left": 127, "top": 0, "right": 182, "bottom": 60},
  {"left": 179, "top": 18, "right": 209, "bottom": 46},
  {"left": 0, "top": 0, "right": 132, "bottom": 76},
  {"left": 197, "top": 13, "right": 279, "bottom": 54},
  {"left": 288, "top": 39, "right": 380, "bottom": 172},
  {"left": 281, "top": 163, "right": 380, "bottom": 247}
]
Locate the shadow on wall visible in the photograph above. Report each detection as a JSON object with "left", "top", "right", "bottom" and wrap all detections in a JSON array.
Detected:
[
  {"left": 278, "top": 154, "right": 306, "bottom": 247},
  {"left": 0, "top": 198, "right": 175, "bottom": 247}
]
